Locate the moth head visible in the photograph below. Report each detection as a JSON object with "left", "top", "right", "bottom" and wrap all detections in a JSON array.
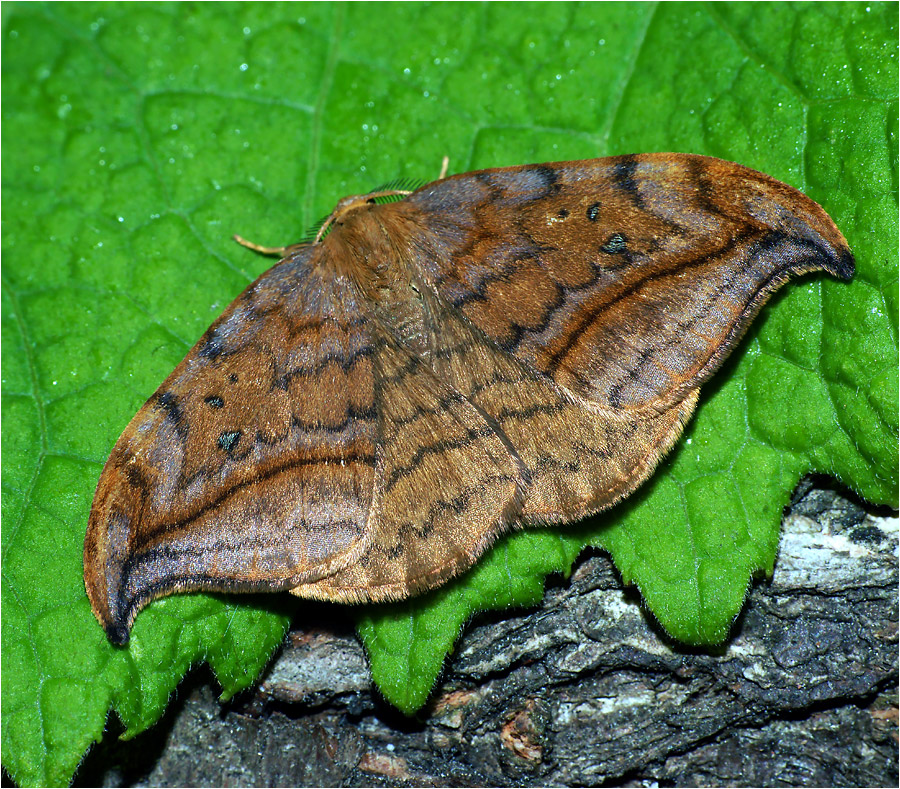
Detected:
[{"left": 314, "top": 189, "right": 414, "bottom": 243}]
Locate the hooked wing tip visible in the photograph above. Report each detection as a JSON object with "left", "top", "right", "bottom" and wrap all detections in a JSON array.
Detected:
[
  {"left": 105, "top": 619, "right": 131, "bottom": 646},
  {"left": 835, "top": 248, "right": 856, "bottom": 281}
]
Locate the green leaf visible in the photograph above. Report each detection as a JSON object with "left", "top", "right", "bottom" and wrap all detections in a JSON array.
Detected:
[{"left": 2, "top": 1, "right": 896, "bottom": 784}]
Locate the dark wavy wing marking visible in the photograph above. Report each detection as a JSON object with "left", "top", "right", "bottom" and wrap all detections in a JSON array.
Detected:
[
  {"left": 291, "top": 331, "right": 528, "bottom": 603},
  {"left": 419, "top": 294, "right": 699, "bottom": 525},
  {"left": 84, "top": 246, "right": 378, "bottom": 643},
  {"left": 406, "top": 154, "right": 854, "bottom": 411}
]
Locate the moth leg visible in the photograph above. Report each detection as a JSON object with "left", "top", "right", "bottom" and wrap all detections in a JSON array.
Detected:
[
  {"left": 438, "top": 155, "right": 449, "bottom": 180},
  {"left": 232, "top": 234, "right": 289, "bottom": 256}
]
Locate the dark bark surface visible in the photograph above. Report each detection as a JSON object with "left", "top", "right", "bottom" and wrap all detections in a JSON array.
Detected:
[{"left": 74, "top": 480, "right": 898, "bottom": 788}]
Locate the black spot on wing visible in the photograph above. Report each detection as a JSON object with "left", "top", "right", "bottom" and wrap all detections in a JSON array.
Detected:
[
  {"left": 217, "top": 430, "right": 241, "bottom": 453},
  {"left": 600, "top": 233, "right": 628, "bottom": 254}
]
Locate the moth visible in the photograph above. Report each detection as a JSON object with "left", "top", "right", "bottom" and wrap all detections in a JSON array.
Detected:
[{"left": 84, "top": 154, "right": 854, "bottom": 644}]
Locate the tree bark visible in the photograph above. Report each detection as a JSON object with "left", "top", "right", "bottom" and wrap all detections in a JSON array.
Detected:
[{"left": 75, "top": 479, "right": 898, "bottom": 787}]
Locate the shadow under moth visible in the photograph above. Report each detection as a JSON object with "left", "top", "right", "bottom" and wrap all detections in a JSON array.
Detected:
[{"left": 84, "top": 153, "right": 854, "bottom": 645}]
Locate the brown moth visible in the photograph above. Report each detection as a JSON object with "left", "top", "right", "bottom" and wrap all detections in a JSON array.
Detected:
[{"left": 84, "top": 154, "right": 854, "bottom": 644}]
